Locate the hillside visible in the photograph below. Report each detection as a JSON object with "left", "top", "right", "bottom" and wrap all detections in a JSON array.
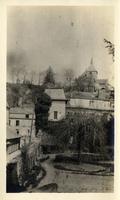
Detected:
[{"left": 7, "top": 83, "right": 44, "bottom": 107}]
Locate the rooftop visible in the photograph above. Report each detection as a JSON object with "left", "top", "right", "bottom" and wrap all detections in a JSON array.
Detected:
[
  {"left": 65, "top": 91, "right": 96, "bottom": 99},
  {"left": 10, "top": 106, "right": 34, "bottom": 114},
  {"left": 45, "top": 88, "right": 66, "bottom": 101},
  {"left": 7, "top": 126, "right": 21, "bottom": 140},
  {"left": 86, "top": 58, "right": 98, "bottom": 72}
]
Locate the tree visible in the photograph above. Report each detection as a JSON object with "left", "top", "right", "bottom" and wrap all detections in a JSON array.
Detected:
[
  {"left": 64, "top": 68, "right": 74, "bottom": 87},
  {"left": 43, "top": 66, "right": 55, "bottom": 87},
  {"left": 7, "top": 84, "right": 20, "bottom": 107},
  {"left": 35, "top": 92, "right": 52, "bottom": 136},
  {"left": 104, "top": 38, "right": 115, "bottom": 62},
  {"left": 20, "top": 144, "right": 30, "bottom": 184},
  {"left": 66, "top": 112, "right": 108, "bottom": 157},
  {"left": 31, "top": 85, "right": 45, "bottom": 104},
  {"left": 30, "top": 70, "right": 36, "bottom": 84},
  {"left": 73, "top": 77, "right": 85, "bottom": 91}
]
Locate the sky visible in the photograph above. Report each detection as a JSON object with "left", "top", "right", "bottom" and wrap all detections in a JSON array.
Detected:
[{"left": 7, "top": 6, "right": 114, "bottom": 84}]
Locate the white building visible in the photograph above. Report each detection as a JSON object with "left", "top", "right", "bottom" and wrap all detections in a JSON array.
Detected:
[
  {"left": 6, "top": 126, "right": 22, "bottom": 191},
  {"left": 67, "top": 98, "right": 114, "bottom": 114},
  {"left": 9, "top": 105, "right": 35, "bottom": 143},
  {"left": 45, "top": 88, "right": 67, "bottom": 121}
]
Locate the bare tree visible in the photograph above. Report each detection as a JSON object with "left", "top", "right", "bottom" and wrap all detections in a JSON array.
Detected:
[
  {"left": 43, "top": 66, "right": 55, "bottom": 87},
  {"left": 22, "top": 66, "right": 27, "bottom": 84},
  {"left": 30, "top": 70, "right": 35, "bottom": 84}
]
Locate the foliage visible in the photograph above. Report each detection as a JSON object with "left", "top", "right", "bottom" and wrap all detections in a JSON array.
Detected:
[
  {"left": 7, "top": 83, "right": 20, "bottom": 107},
  {"left": 104, "top": 38, "right": 115, "bottom": 62},
  {"left": 64, "top": 68, "right": 74, "bottom": 86},
  {"left": 7, "top": 83, "right": 45, "bottom": 107},
  {"left": 20, "top": 144, "right": 30, "bottom": 183},
  {"left": 35, "top": 92, "right": 52, "bottom": 135},
  {"left": 47, "top": 112, "right": 112, "bottom": 157},
  {"left": 73, "top": 74, "right": 96, "bottom": 92},
  {"left": 31, "top": 84, "right": 45, "bottom": 104},
  {"left": 69, "top": 112, "right": 108, "bottom": 154},
  {"left": 43, "top": 66, "right": 55, "bottom": 87}
]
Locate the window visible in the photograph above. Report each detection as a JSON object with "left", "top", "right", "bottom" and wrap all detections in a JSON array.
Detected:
[
  {"left": 89, "top": 100, "right": 94, "bottom": 106},
  {"left": 54, "top": 111, "right": 58, "bottom": 119},
  {"left": 26, "top": 114, "right": 29, "bottom": 119},
  {"left": 16, "top": 129, "right": 19, "bottom": 135},
  {"left": 16, "top": 120, "right": 20, "bottom": 126}
]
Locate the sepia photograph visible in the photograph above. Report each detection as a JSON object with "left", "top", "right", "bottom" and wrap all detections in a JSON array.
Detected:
[{"left": 6, "top": 5, "right": 114, "bottom": 193}]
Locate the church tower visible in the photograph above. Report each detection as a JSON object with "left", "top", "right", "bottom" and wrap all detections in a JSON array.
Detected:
[{"left": 86, "top": 58, "right": 98, "bottom": 80}]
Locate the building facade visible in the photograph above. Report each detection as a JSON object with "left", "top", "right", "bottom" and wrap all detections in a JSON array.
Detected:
[
  {"left": 9, "top": 106, "right": 35, "bottom": 145},
  {"left": 6, "top": 126, "right": 22, "bottom": 192},
  {"left": 67, "top": 97, "right": 114, "bottom": 115},
  {"left": 45, "top": 88, "right": 67, "bottom": 121}
]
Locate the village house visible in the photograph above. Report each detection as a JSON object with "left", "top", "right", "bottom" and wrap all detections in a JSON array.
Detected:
[
  {"left": 45, "top": 88, "right": 67, "bottom": 121},
  {"left": 6, "top": 126, "right": 22, "bottom": 192},
  {"left": 6, "top": 103, "right": 42, "bottom": 191},
  {"left": 6, "top": 102, "right": 22, "bottom": 192},
  {"left": 9, "top": 105, "right": 35, "bottom": 145}
]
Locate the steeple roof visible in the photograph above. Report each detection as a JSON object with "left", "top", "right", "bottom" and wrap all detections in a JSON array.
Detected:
[{"left": 86, "top": 58, "right": 98, "bottom": 72}]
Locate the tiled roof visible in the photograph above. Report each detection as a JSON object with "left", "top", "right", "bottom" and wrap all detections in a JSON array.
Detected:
[
  {"left": 45, "top": 88, "right": 66, "bottom": 100},
  {"left": 10, "top": 106, "right": 34, "bottom": 114},
  {"left": 7, "top": 126, "right": 21, "bottom": 139},
  {"left": 65, "top": 91, "right": 96, "bottom": 99}
]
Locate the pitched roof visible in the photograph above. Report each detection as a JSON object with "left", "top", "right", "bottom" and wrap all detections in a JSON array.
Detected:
[
  {"left": 10, "top": 106, "right": 34, "bottom": 114},
  {"left": 66, "top": 91, "right": 96, "bottom": 99},
  {"left": 87, "top": 65, "right": 97, "bottom": 72},
  {"left": 86, "top": 58, "right": 98, "bottom": 72},
  {"left": 45, "top": 88, "right": 66, "bottom": 100},
  {"left": 7, "top": 126, "right": 21, "bottom": 140}
]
